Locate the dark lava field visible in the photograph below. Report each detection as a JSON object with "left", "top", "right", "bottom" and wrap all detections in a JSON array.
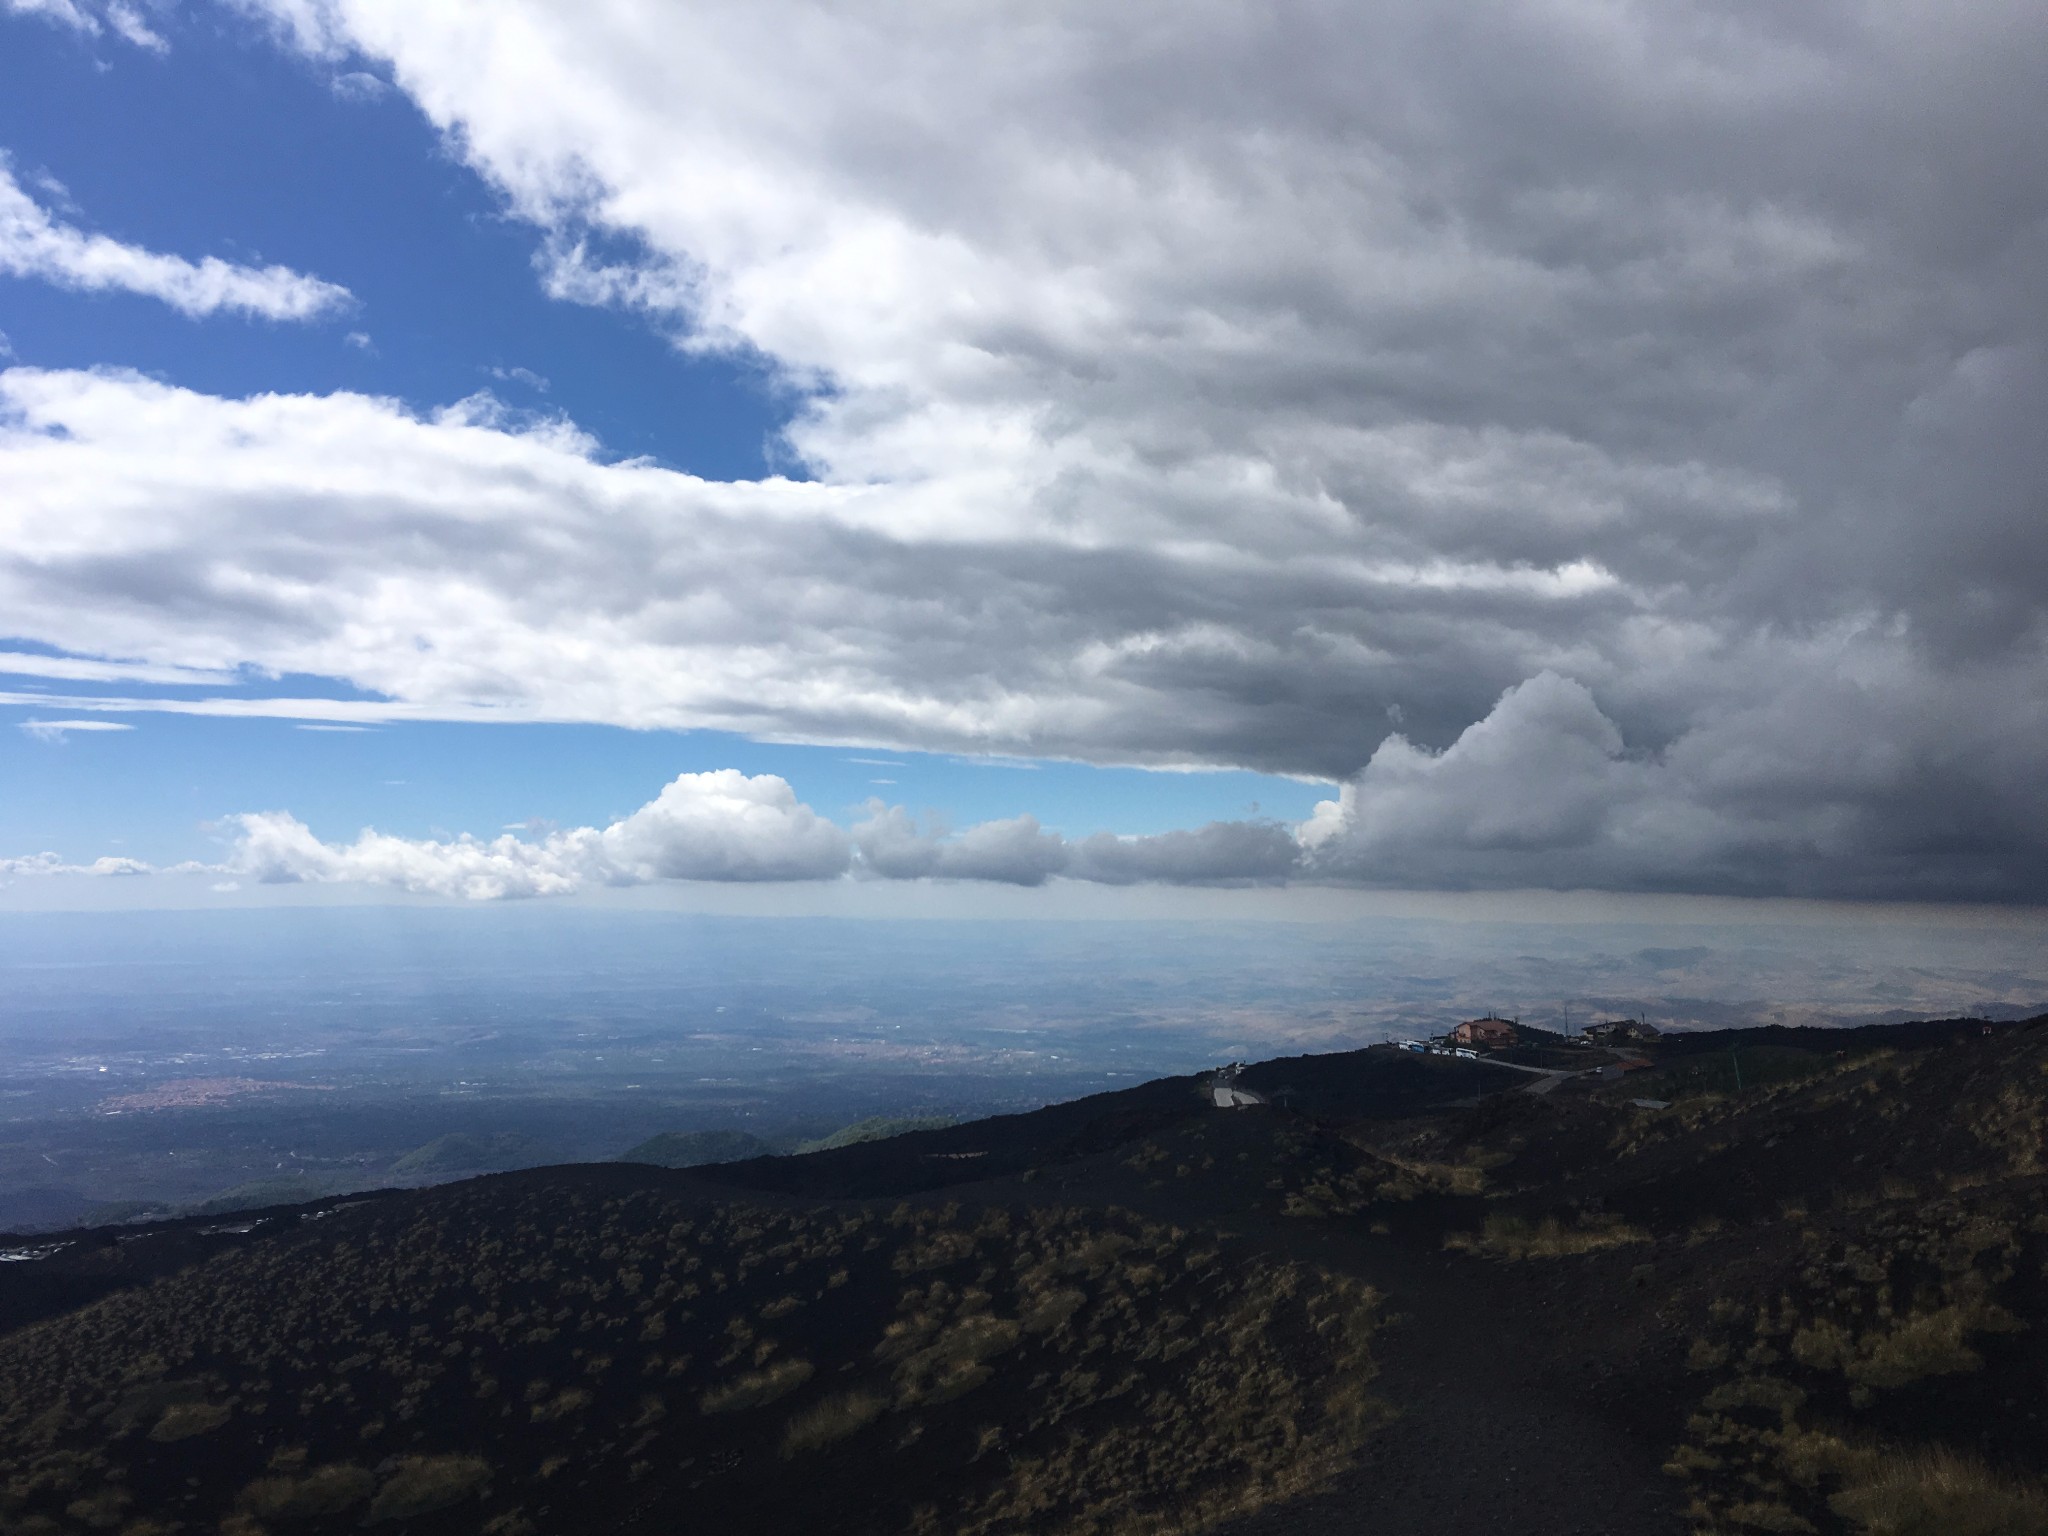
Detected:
[{"left": 5, "top": 1016, "right": 2047, "bottom": 1536}]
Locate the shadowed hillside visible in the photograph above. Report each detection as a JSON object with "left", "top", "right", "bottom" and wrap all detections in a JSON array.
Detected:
[
  {"left": 616, "top": 1130, "right": 776, "bottom": 1169},
  {"left": 4, "top": 1014, "right": 2047, "bottom": 1535},
  {"left": 0, "top": 1179, "right": 1380, "bottom": 1536}
]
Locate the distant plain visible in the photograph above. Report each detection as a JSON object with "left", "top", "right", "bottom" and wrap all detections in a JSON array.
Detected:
[{"left": 3, "top": 906, "right": 2043, "bottom": 1231}]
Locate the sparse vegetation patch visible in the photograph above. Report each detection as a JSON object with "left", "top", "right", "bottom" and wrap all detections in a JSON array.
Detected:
[
  {"left": 0, "top": 1179, "right": 1384, "bottom": 1536},
  {"left": 1443, "top": 1213, "right": 1649, "bottom": 1260}
]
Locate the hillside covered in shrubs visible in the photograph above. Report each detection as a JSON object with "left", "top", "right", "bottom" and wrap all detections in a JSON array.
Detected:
[{"left": 4, "top": 1015, "right": 2048, "bottom": 1535}]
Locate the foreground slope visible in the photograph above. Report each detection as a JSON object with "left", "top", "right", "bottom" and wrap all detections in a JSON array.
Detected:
[{"left": 3, "top": 1016, "right": 2046, "bottom": 1536}]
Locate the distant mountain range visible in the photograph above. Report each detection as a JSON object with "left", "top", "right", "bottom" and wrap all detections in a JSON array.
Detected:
[{"left": 2, "top": 1015, "right": 2043, "bottom": 1534}]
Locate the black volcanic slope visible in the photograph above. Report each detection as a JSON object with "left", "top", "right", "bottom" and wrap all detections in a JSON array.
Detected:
[{"left": 4, "top": 1017, "right": 2048, "bottom": 1536}]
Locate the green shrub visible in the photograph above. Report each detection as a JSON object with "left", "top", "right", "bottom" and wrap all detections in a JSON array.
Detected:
[
  {"left": 529, "top": 1387, "right": 591, "bottom": 1423},
  {"left": 1020, "top": 1288, "right": 1086, "bottom": 1334},
  {"left": 893, "top": 1315, "right": 1021, "bottom": 1406},
  {"left": 366, "top": 1456, "right": 490, "bottom": 1523},
  {"left": 1794, "top": 1301, "right": 2019, "bottom": 1391},
  {"left": 62, "top": 1489, "right": 130, "bottom": 1530},
  {"left": 781, "top": 1391, "right": 887, "bottom": 1456},
  {"left": 1849, "top": 1303, "right": 2017, "bottom": 1391},
  {"left": 239, "top": 1464, "right": 374, "bottom": 1521},
  {"left": 147, "top": 1403, "right": 231, "bottom": 1442},
  {"left": 699, "top": 1358, "right": 815, "bottom": 1414},
  {"left": 1721, "top": 1498, "right": 1816, "bottom": 1532}
]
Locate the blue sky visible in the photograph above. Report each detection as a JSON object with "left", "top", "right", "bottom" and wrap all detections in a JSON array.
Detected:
[
  {"left": 0, "top": 707, "right": 1318, "bottom": 872},
  {"left": 0, "top": 11, "right": 785, "bottom": 475},
  {"left": 2, "top": 1, "right": 2045, "bottom": 909},
  {"left": 0, "top": 6, "right": 1323, "bottom": 889}
]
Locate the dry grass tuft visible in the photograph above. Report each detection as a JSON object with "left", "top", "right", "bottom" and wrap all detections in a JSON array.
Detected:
[
  {"left": 1378, "top": 1153, "right": 1500, "bottom": 1199},
  {"left": 365, "top": 1455, "right": 490, "bottom": 1523},
  {"left": 699, "top": 1358, "right": 815, "bottom": 1415},
  {"left": 1721, "top": 1497, "right": 1816, "bottom": 1532},
  {"left": 1829, "top": 1444, "right": 2048, "bottom": 1536},
  {"left": 528, "top": 1387, "right": 592, "bottom": 1423},
  {"left": 1444, "top": 1213, "right": 1649, "bottom": 1261},
  {"left": 891, "top": 1314, "right": 1022, "bottom": 1407},
  {"left": 1791, "top": 1300, "right": 2019, "bottom": 1391},
  {"left": 148, "top": 1401, "right": 231, "bottom": 1441},
  {"left": 239, "top": 1463, "right": 374, "bottom": 1521},
  {"left": 781, "top": 1391, "right": 888, "bottom": 1456},
  {"left": 1777, "top": 1430, "right": 2048, "bottom": 1536}
]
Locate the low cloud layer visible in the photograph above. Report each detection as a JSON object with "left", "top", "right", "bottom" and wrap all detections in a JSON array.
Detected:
[
  {"left": 0, "top": 164, "right": 351, "bottom": 320},
  {"left": 4, "top": 3, "right": 2047, "bottom": 899},
  {"left": 9, "top": 700, "right": 2048, "bottom": 901},
  {"left": 228, "top": 771, "right": 851, "bottom": 900},
  {"left": 213, "top": 773, "right": 1303, "bottom": 899},
  {"left": 0, "top": 851, "right": 153, "bottom": 877},
  {"left": 1, "top": 770, "right": 1312, "bottom": 899}
]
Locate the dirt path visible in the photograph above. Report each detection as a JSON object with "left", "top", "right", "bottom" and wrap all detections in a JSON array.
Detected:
[
  {"left": 1214, "top": 1222, "right": 1685, "bottom": 1534},
  {"left": 1057, "top": 1162, "right": 1688, "bottom": 1535}
]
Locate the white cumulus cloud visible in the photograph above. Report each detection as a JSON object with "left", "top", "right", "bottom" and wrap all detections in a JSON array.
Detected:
[
  {"left": 164, "top": 772, "right": 1300, "bottom": 900},
  {"left": 225, "top": 770, "right": 851, "bottom": 899},
  {"left": 595, "top": 770, "right": 851, "bottom": 883}
]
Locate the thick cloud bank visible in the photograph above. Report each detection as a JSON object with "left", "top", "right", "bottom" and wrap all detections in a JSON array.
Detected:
[
  {"left": 5, "top": 703, "right": 2042, "bottom": 899},
  {"left": 5, "top": 1, "right": 2048, "bottom": 898},
  {"left": 1300, "top": 670, "right": 2048, "bottom": 900}
]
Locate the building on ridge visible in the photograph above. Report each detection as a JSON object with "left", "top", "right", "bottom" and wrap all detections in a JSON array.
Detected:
[
  {"left": 1581, "top": 1018, "right": 1661, "bottom": 1045},
  {"left": 1449, "top": 1016, "right": 1518, "bottom": 1050}
]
